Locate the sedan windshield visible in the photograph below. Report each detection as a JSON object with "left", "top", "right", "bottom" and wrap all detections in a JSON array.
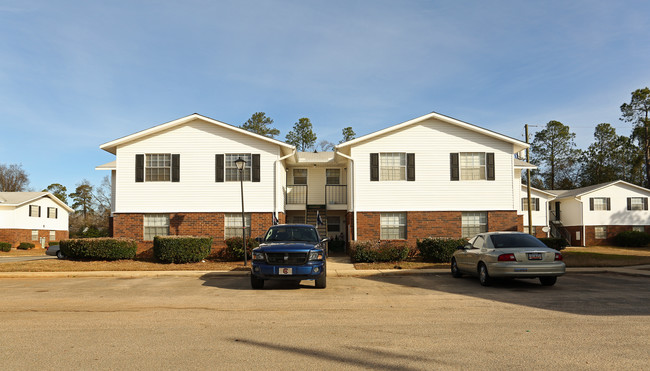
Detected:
[
  {"left": 490, "top": 234, "right": 548, "bottom": 249},
  {"left": 264, "top": 226, "right": 319, "bottom": 243}
]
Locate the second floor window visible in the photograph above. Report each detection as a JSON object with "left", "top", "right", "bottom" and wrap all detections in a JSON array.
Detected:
[
  {"left": 29, "top": 205, "right": 40, "bottom": 217},
  {"left": 628, "top": 197, "right": 647, "bottom": 211},
  {"left": 47, "top": 207, "right": 57, "bottom": 218},
  {"left": 590, "top": 197, "right": 610, "bottom": 211},
  {"left": 380, "top": 153, "right": 406, "bottom": 181},
  {"left": 293, "top": 169, "right": 307, "bottom": 185},
  {"left": 146, "top": 154, "right": 171, "bottom": 181},
  {"left": 460, "top": 153, "right": 485, "bottom": 180},
  {"left": 521, "top": 198, "right": 540, "bottom": 211},
  {"left": 326, "top": 169, "right": 340, "bottom": 185},
  {"left": 226, "top": 154, "right": 251, "bottom": 181}
]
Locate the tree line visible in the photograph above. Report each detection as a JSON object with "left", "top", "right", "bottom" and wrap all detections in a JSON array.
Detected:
[{"left": 530, "top": 87, "right": 650, "bottom": 190}]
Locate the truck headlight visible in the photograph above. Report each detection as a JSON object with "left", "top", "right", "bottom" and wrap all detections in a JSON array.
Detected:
[
  {"left": 252, "top": 251, "right": 265, "bottom": 261},
  {"left": 309, "top": 251, "right": 323, "bottom": 261}
]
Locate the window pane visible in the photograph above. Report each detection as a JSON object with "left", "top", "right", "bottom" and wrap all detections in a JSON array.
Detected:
[
  {"left": 380, "top": 153, "right": 406, "bottom": 181},
  {"left": 380, "top": 212, "right": 406, "bottom": 239},
  {"left": 143, "top": 214, "right": 169, "bottom": 240},
  {"left": 326, "top": 169, "right": 340, "bottom": 185},
  {"left": 225, "top": 213, "right": 251, "bottom": 239},
  {"left": 49, "top": 231, "right": 56, "bottom": 241},
  {"left": 462, "top": 212, "right": 487, "bottom": 238},
  {"left": 32, "top": 230, "right": 38, "bottom": 241},
  {"left": 460, "top": 153, "right": 486, "bottom": 180},
  {"left": 595, "top": 226, "right": 607, "bottom": 239},
  {"left": 225, "top": 154, "right": 252, "bottom": 182},
  {"left": 630, "top": 198, "right": 644, "bottom": 210},
  {"left": 633, "top": 226, "right": 644, "bottom": 232},
  {"left": 145, "top": 154, "right": 171, "bottom": 182}
]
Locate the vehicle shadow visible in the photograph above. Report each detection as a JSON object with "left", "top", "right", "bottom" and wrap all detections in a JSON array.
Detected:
[
  {"left": 199, "top": 274, "right": 320, "bottom": 291},
  {"left": 359, "top": 272, "right": 650, "bottom": 316}
]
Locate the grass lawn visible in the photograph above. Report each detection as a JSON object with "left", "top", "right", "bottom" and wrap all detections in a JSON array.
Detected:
[{"left": 0, "top": 258, "right": 248, "bottom": 272}]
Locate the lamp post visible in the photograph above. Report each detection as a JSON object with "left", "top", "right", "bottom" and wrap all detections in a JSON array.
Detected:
[{"left": 235, "top": 157, "right": 247, "bottom": 266}]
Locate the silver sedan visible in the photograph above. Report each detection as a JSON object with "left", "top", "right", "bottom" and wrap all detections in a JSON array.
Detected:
[{"left": 451, "top": 232, "right": 565, "bottom": 286}]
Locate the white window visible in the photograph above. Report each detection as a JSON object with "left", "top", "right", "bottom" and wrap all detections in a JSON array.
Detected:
[
  {"left": 143, "top": 214, "right": 169, "bottom": 241},
  {"left": 380, "top": 212, "right": 406, "bottom": 240},
  {"left": 632, "top": 226, "right": 644, "bottom": 233},
  {"left": 225, "top": 154, "right": 252, "bottom": 182},
  {"left": 629, "top": 197, "right": 645, "bottom": 211},
  {"left": 523, "top": 226, "right": 537, "bottom": 235},
  {"left": 380, "top": 153, "right": 406, "bottom": 181},
  {"left": 49, "top": 231, "right": 56, "bottom": 241},
  {"left": 225, "top": 213, "right": 251, "bottom": 239},
  {"left": 47, "top": 207, "right": 57, "bottom": 218},
  {"left": 460, "top": 153, "right": 486, "bottom": 180},
  {"left": 595, "top": 226, "right": 607, "bottom": 239},
  {"left": 29, "top": 205, "right": 40, "bottom": 217},
  {"left": 592, "top": 198, "right": 609, "bottom": 211},
  {"left": 145, "top": 154, "right": 171, "bottom": 182},
  {"left": 327, "top": 216, "right": 340, "bottom": 232},
  {"left": 31, "top": 230, "right": 38, "bottom": 241},
  {"left": 521, "top": 198, "right": 540, "bottom": 211},
  {"left": 462, "top": 212, "right": 487, "bottom": 238},
  {"left": 326, "top": 169, "right": 340, "bottom": 185},
  {"left": 293, "top": 169, "right": 307, "bottom": 185}
]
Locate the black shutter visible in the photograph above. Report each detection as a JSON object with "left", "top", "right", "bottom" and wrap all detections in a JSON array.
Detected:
[
  {"left": 29, "top": 206, "right": 32, "bottom": 217},
  {"left": 171, "top": 154, "right": 180, "bottom": 182},
  {"left": 135, "top": 154, "right": 144, "bottom": 182},
  {"left": 252, "top": 154, "right": 260, "bottom": 182},
  {"left": 486, "top": 152, "right": 495, "bottom": 181},
  {"left": 38, "top": 206, "right": 41, "bottom": 217},
  {"left": 535, "top": 198, "right": 540, "bottom": 211},
  {"left": 627, "top": 198, "right": 632, "bottom": 210},
  {"left": 407, "top": 153, "right": 415, "bottom": 181},
  {"left": 589, "top": 198, "right": 594, "bottom": 211},
  {"left": 450, "top": 153, "right": 459, "bottom": 181},
  {"left": 215, "top": 154, "right": 224, "bottom": 182},
  {"left": 645, "top": 198, "right": 649, "bottom": 211},
  {"left": 370, "top": 153, "right": 379, "bottom": 181},
  {"left": 55, "top": 208, "right": 58, "bottom": 219},
  {"left": 606, "top": 198, "right": 611, "bottom": 211}
]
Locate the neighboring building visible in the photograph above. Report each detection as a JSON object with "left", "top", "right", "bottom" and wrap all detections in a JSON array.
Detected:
[
  {"left": 0, "top": 192, "right": 72, "bottom": 248},
  {"left": 547, "top": 180, "right": 650, "bottom": 246},
  {"left": 520, "top": 185, "right": 556, "bottom": 238},
  {"left": 98, "top": 112, "right": 532, "bottom": 253}
]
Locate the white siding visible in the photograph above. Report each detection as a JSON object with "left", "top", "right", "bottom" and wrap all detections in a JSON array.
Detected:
[
  {"left": 0, "top": 197, "right": 69, "bottom": 231},
  {"left": 520, "top": 187, "right": 553, "bottom": 228},
  {"left": 554, "top": 198, "right": 584, "bottom": 227},
  {"left": 580, "top": 183, "right": 650, "bottom": 226},
  {"left": 114, "top": 119, "right": 282, "bottom": 213},
  {"left": 350, "top": 118, "right": 517, "bottom": 212}
]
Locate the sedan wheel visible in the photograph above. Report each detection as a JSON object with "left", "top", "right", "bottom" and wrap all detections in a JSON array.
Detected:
[
  {"left": 451, "top": 258, "right": 462, "bottom": 278},
  {"left": 56, "top": 250, "right": 64, "bottom": 259},
  {"left": 478, "top": 264, "right": 492, "bottom": 286},
  {"left": 539, "top": 276, "right": 557, "bottom": 286}
]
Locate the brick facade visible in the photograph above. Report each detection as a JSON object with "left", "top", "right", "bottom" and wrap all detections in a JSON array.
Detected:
[
  {"left": 112, "top": 212, "right": 278, "bottom": 255},
  {"left": 0, "top": 229, "right": 68, "bottom": 248},
  {"left": 563, "top": 225, "right": 649, "bottom": 246},
  {"left": 355, "top": 210, "right": 520, "bottom": 246}
]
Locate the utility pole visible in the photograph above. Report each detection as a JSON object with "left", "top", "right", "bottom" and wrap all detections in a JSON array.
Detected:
[{"left": 525, "top": 124, "right": 533, "bottom": 235}]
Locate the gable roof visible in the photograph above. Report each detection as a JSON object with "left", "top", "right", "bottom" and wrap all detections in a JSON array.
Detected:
[
  {"left": 336, "top": 111, "right": 529, "bottom": 153},
  {"left": 100, "top": 113, "right": 295, "bottom": 155},
  {"left": 520, "top": 185, "right": 557, "bottom": 198},
  {"left": 0, "top": 192, "right": 73, "bottom": 212},
  {"left": 550, "top": 180, "right": 650, "bottom": 199}
]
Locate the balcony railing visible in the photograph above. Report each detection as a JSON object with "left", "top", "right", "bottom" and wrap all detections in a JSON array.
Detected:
[
  {"left": 286, "top": 185, "right": 307, "bottom": 204},
  {"left": 326, "top": 185, "right": 347, "bottom": 205}
]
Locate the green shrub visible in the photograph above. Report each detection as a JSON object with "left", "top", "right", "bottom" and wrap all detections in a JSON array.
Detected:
[
  {"left": 614, "top": 231, "right": 650, "bottom": 247},
  {"left": 224, "top": 237, "right": 259, "bottom": 261},
  {"left": 154, "top": 236, "right": 213, "bottom": 263},
  {"left": 0, "top": 242, "right": 11, "bottom": 252},
  {"left": 350, "top": 241, "right": 409, "bottom": 263},
  {"left": 60, "top": 238, "right": 137, "bottom": 260},
  {"left": 17, "top": 242, "right": 35, "bottom": 250},
  {"left": 417, "top": 238, "right": 467, "bottom": 263},
  {"left": 538, "top": 238, "right": 568, "bottom": 251}
]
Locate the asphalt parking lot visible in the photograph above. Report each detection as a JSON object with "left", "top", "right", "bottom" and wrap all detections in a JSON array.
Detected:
[{"left": 1, "top": 273, "right": 648, "bottom": 370}]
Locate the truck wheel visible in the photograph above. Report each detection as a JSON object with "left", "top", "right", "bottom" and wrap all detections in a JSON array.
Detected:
[
  {"left": 315, "top": 273, "right": 326, "bottom": 289},
  {"left": 250, "top": 275, "right": 264, "bottom": 289}
]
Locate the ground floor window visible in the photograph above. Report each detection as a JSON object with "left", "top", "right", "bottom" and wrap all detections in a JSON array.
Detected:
[
  {"left": 594, "top": 226, "right": 607, "bottom": 239},
  {"left": 31, "top": 230, "right": 38, "bottom": 241},
  {"left": 144, "top": 214, "right": 170, "bottom": 241},
  {"left": 462, "top": 212, "right": 487, "bottom": 238},
  {"left": 327, "top": 216, "right": 340, "bottom": 232},
  {"left": 633, "top": 226, "right": 645, "bottom": 233},
  {"left": 523, "top": 226, "right": 537, "bottom": 235},
  {"left": 49, "top": 231, "right": 56, "bottom": 241},
  {"left": 225, "top": 213, "right": 251, "bottom": 239},
  {"left": 380, "top": 212, "right": 406, "bottom": 240}
]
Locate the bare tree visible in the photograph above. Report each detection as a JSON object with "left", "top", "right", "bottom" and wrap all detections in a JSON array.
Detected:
[{"left": 0, "top": 163, "right": 30, "bottom": 191}]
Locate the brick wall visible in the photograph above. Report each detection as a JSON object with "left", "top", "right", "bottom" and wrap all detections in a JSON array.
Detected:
[
  {"left": 0, "top": 229, "right": 68, "bottom": 248},
  {"left": 565, "top": 226, "right": 581, "bottom": 246},
  {"left": 113, "top": 212, "right": 276, "bottom": 255},
  {"left": 355, "top": 210, "right": 520, "bottom": 247},
  {"left": 563, "top": 225, "right": 649, "bottom": 246}
]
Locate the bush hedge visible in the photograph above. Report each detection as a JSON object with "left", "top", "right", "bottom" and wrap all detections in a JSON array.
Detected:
[
  {"left": 350, "top": 241, "right": 409, "bottom": 263},
  {"left": 538, "top": 238, "right": 568, "bottom": 251},
  {"left": 614, "top": 231, "right": 650, "bottom": 247},
  {"left": 417, "top": 238, "right": 467, "bottom": 263},
  {"left": 0, "top": 242, "right": 11, "bottom": 252},
  {"left": 224, "top": 237, "right": 259, "bottom": 261},
  {"left": 17, "top": 242, "right": 35, "bottom": 250},
  {"left": 154, "top": 236, "right": 213, "bottom": 263},
  {"left": 60, "top": 238, "right": 137, "bottom": 260},
  {"left": 328, "top": 239, "right": 346, "bottom": 253}
]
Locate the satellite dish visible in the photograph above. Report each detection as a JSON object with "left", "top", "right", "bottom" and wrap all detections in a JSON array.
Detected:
[{"left": 542, "top": 226, "right": 550, "bottom": 233}]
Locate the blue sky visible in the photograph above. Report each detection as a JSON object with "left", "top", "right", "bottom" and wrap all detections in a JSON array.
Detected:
[{"left": 1, "top": 0, "right": 649, "bottom": 195}]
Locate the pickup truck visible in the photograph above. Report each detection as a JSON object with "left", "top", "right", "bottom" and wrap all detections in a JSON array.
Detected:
[{"left": 251, "top": 224, "right": 328, "bottom": 289}]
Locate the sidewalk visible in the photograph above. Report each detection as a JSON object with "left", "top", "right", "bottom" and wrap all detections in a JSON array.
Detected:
[{"left": 1, "top": 257, "right": 650, "bottom": 279}]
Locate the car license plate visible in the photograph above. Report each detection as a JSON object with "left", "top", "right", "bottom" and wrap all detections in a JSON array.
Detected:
[
  {"left": 279, "top": 267, "right": 293, "bottom": 275},
  {"left": 527, "top": 253, "right": 543, "bottom": 260}
]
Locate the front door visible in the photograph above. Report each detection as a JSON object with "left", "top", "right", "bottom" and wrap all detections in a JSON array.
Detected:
[
  {"left": 39, "top": 237, "right": 46, "bottom": 249},
  {"left": 555, "top": 202, "right": 561, "bottom": 221}
]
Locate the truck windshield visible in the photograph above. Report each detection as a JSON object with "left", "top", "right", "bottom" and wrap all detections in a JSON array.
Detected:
[{"left": 264, "top": 226, "right": 319, "bottom": 243}]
